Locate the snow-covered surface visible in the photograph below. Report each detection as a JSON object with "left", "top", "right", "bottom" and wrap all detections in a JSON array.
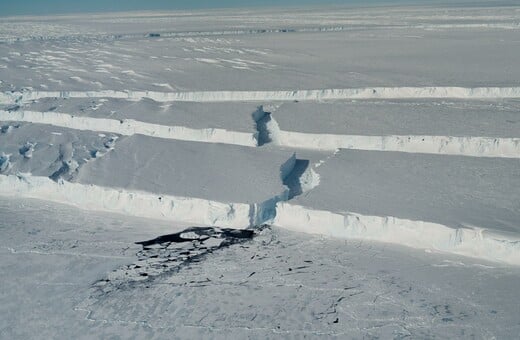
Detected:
[
  {"left": 74, "top": 134, "right": 294, "bottom": 204},
  {"left": 270, "top": 100, "right": 520, "bottom": 156},
  {"left": 1, "top": 5, "right": 520, "bottom": 41},
  {"left": 2, "top": 197, "right": 520, "bottom": 339},
  {"left": 0, "top": 175, "right": 253, "bottom": 228},
  {"left": 274, "top": 150, "right": 520, "bottom": 265},
  {"left": 1, "top": 3, "right": 520, "bottom": 338},
  {"left": 0, "top": 122, "right": 293, "bottom": 203},
  {"left": 17, "top": 98, "right": 260, "bottom": 132},
  {"left": 2, "top": 7, "right": 520, "bottom": 91},
  {"left": 0, "top": 122, "right": 118, "bottom": 178},
  {"left": 274, "top": 131, "right": 520, "bottom": 157},
  {"left": 0, "top": 109, "right": 258, "bottom": 146},
  {"left": 0, "top": 123, "right": 296, "bottom": 226},
  {"left": 297, "top": 150, "right": 519, "bottom": 231},
  {"left": 274, "top": 100, "right": 520, "bottom": 137}
]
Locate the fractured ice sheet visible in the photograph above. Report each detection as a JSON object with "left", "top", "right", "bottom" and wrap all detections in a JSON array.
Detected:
[
  {"left": 21, "top": 98, "right": 262, "bottom": 133},
  {"left": 293, "top": 149, "right": 520, "bottom": 235},
  {"left": 93, "top": 225, "right": 265, "bottom": 291},
  {"left": 74, "top": 134, "right": 295, "bottom": 204},
  {"left": 3, "top": 197, "right": 518, "bottom": 339},
  {"left": 0, "top": 122, "right": 121, "bottom": 179},
  {"left": 274, "top": 99, "right": 520, "bottom": 138}
]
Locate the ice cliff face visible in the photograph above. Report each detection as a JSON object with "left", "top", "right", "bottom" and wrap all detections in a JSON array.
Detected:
[
  {"left": 0, "top": 153, "right": 298, "bottom": 229},
  {"left": 3, "top": 87, "right": 520, "bottom": 104},
  {"left": 2, "top": 108, "right": 519, "bottom": 158},
  {"left": 2, "top": 85, "right": 520, "bottom": 265},
  {"left": 274, "top": 203, "right": 520, "bottom": 266},
  {"left": 1, "top": 59, "right": 520, "bottom": 265}
]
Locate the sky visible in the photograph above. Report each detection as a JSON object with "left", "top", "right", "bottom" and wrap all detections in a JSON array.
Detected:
[{"left": 0, "top": 0, "right": 507, "bottom": 16}]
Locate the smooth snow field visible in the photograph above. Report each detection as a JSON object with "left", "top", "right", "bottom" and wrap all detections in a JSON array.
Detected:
[{"left": 1, "top": 3, "right": 520, "bottom": 339}]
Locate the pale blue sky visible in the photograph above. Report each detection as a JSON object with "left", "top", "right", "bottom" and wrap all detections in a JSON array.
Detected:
[{"left": 0, "top": 0, "right": 509, "bottom": 16}]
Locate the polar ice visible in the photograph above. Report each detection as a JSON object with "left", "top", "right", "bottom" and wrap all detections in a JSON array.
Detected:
[{"left": 0, "top": 1, "right": 519, "bottom": 338}]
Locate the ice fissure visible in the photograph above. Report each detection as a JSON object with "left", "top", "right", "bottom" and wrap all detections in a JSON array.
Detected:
[
  {"left": 0, "top": 151, "right": 304, "bottom": 229},
  {"left": 1, "top": 88, "right": 519, "bottom": 264},
  {"left": 272, "top": 157, "right": 520, "bottom": 266},
  {"left": 3, "top": 109, "right": 518, "bottom": 158}
]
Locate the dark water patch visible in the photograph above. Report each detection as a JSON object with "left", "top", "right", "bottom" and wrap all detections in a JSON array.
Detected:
[
  {"left": 92, "top": 225, "right": 268, "bottom": 295},
  {"left": 136, "top": 226, "right": 255, "bottom": 247}
]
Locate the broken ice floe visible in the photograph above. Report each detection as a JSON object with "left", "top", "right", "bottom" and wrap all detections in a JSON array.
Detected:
[{"left": 91, "top": 225, "right": 268, "bottom": 293}]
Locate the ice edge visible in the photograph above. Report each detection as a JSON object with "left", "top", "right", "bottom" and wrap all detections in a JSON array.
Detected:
[
  {"left": 3, "top": 86, "right": 520, "bottom": 104},
  {"left": 2, "top": 110, "right": 519, "bottom": 158},
  {"left": 274, "top": 202, "right": 520, "bottom": 266}
]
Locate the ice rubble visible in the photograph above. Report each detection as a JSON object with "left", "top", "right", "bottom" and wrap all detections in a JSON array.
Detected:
[
  {"left": 0, "top": 153, "right": 12, "bottom": 173},
  {"left": 19, "top": 142, "right": 35, "bottom": 159}
]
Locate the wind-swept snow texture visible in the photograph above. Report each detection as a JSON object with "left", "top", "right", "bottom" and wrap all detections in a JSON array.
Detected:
[
  {"left": 0, "top": 122, "right": 119, "bottom": 179},
  {"left": 2, "top": 8, "right": 520, "bottom": 92},
  {"left": 275, "top": 150, "right": 520, "bottom": 265}
]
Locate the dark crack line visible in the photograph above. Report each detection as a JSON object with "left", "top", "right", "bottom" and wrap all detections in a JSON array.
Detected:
[
  {"left": 283, "top": 159, "right": 311, "bottom": 199},
  {"left": 252, "top": 105, "right": 273, "bottom": 146}
]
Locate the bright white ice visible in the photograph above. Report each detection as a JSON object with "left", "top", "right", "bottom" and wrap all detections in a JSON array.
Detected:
[{"left": 1, "top": 3, "right": 519, "bottom": 338}]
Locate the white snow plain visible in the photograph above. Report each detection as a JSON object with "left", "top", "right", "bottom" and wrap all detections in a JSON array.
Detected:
[
  {"left": 2, "top": 197, "right": 520, "bottom": 339},
  {"left": 1, "top": 3, "right": 520, "bottom": 338}
]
